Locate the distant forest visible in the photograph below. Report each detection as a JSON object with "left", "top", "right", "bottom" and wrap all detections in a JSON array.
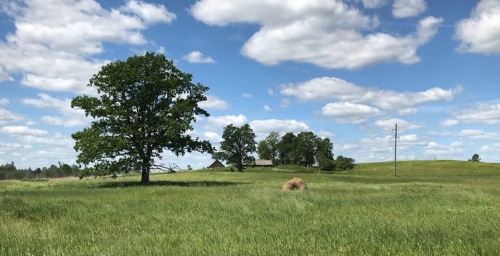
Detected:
[{"left": 0, "top": 162, "right": 81, "bottom": 180}]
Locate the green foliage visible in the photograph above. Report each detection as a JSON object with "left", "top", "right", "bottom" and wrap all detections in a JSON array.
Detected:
[
  {"left": 291, "top": 131, "right": 317, "bottom": 166},
  {"left": 257, "top": 140, "right": 271, "bottom": 159},
  {"left": 277, "top": 132, "right": 295, "bottom": 164},
  {"left": 71, "top": 52, "right": 213, "bottom": 183},
  {"left": 213, "top": 124, "right": 257, "bottom": 172},
  {"left": 469, "top": 153, "right": 481, "bottom": 162},
  {"left": 335, "top": 155, "right": 355, "bottom": 170},
  {"left": 315, "top": 152, "right": 336, "bottom": 171}
]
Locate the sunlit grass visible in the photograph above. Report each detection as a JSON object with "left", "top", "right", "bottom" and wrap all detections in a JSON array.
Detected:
[{"left": 1, "top": 160, "right": 500, "bottom": 255}]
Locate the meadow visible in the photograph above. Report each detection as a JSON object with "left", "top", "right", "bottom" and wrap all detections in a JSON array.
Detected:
[{"left": 1, "top": 160, "right": 500, "bottom": 255}]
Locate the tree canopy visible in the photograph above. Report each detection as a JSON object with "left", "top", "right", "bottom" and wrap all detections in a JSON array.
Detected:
[
  {"left": 71, "top": 52, "right": 213, "bottom": 183},
  {"left": 213, "top": 124, "right": 256, "bottom": 172}
]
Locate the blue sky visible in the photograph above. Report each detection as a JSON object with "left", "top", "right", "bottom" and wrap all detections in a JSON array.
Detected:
[{"left": 0, "top": 0, "right": 499, "bottom": 169}]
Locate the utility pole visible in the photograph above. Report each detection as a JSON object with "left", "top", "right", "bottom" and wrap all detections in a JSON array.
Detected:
[{"left": 389, "top": 123, "right": 399, "bottom": 177}]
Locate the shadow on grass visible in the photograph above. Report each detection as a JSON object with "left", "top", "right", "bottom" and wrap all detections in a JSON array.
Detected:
[{"left": 96, "top": 180, "right": 248, "bottom": 188}]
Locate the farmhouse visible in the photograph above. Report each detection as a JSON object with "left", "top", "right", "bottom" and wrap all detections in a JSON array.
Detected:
[
  {"left": 207, "top": 159, "right": 225, "bottom": 168},
  {"left": 244, "top": 159, "right": 274, "bottom": 167}
]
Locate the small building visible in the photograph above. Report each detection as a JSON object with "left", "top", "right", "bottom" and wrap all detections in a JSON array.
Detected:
[
  {"left": 207, "top": 159, "right": 225, "bottom": 168},
  {"left": 244, "top": 159, "right": 274, "bottom": 167}
]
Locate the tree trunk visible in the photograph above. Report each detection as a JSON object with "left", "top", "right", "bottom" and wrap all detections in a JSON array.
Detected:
[
  {"left": 237, "top": 163, "right": 243, "bottom": 172},
  {"left": 141, "top": 165, "right": 149, "bottom": 184}
]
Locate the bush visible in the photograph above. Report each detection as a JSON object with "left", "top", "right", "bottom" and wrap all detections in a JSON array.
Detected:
[{"left": 336, "top": 155, "right": 355, "bottom": 170}]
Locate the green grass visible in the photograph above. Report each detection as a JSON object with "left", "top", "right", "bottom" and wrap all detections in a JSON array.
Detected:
[{"left": 1, "top": 160, "right": 500, "bottom": 255}]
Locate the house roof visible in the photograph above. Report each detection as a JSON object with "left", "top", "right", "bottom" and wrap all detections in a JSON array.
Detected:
[{"left": 207, "top": 159, "right": 225, "bottom": 168}]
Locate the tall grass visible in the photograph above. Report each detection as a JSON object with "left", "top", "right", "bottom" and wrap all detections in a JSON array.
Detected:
[{"left": 1, "top": 160, "right": 499, "bottom": 255}]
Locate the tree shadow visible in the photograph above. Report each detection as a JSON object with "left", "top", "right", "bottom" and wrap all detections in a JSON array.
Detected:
[{"left": 95, "top": 180, "right": 248, "bottom": 188}]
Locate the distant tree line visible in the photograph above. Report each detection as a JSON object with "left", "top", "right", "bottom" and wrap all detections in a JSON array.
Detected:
[
  {"left": 0, "top": 161, "right": 82, "bottom": 180},
  {"left": 213, "top": 125, "right": 355, "bottom": 172}
]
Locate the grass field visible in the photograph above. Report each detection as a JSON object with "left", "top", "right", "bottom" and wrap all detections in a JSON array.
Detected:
[{"left": 1, "top": 160, "right": 500, "bottom": 255}]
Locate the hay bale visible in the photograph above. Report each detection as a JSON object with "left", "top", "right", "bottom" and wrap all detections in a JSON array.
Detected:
[{"left": 282, "top": 177, "right": 307, "bottom": 190}]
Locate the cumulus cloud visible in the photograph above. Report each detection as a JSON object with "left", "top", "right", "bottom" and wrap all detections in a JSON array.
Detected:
[
  {"left": 0, "top": 0, "right": 175, "bottom": 94},
  {"left": 375, "top": 118, "right": 425, "bottom": 132},
  {"left": 183, "top": 51, "right": 215, "bottom": 63},
  {"left": 443, "top": 103, "right": 500, "bottom": 126},
  {"left": 190, "top": 0, "right": 443, "bottom": 69},
  {"left": 281, "top": 77, "right": 463, "bottom": 110},
  {"left": 203, "top": 131, "right": 223, "bottom": 143},
  {"left": 22, "top": 93, "right": 94, "bottom": 127},
  {"left": 267, "top": 88, "right": 274, "bottom": 95},
  {"left": 0, "top": 108, "right": 24, "bottom": 125},
  {"left": 322, "top": 102, "right": 382, "bottom": 124},
  {"left": 199, "top": 95, "right": 230, "bottom": 110},
  {"left": 393, "top": 0, "right": 427, "bottom": 18},
  {"left": 243, "top": 93, "right": 252, "bottom": 98},
  {"left": 0, "top": 98, "right": 9, "bottom": 105},
  {"left": 263, "top": 105, "right": 271, "bottom": 111},
  {"left": 455, "top": 0, "right": 500, "bottom": 54},
  {"left": 0, "top": 126, "right": 48, "bottom": 136},
  {"left": 424, "top": 141, "right": 463, "bottom": 156},
  {"left": 398, "top": 108, "right": 417, "bottom": 115},
  {"left": 249, "top": 119, "right": 309, "bottom": 134},
  {"left": 207, "top": 114, "right": 248, "bottom": 128},
  {"left": 361, "top": 0, "right": 387, "bottom": 9}
]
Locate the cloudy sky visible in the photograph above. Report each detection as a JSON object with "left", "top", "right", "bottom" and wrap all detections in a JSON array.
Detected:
[{"left": 0, "top": 0, "right": 499, "bottom": 169}]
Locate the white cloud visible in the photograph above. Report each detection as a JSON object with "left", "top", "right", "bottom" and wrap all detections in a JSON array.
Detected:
[
  {"left": 157, "top": 46, "right": 166, "bottom": 54},
  {"left": 267, "top": 88, "right": 274, "bottom": 96},
  {"left": 455, "top": 0, "right": 500, "bottom": 54},
  {"left": 249, "top": 119, "right": 309, "bottom": 134},
  {"left": 263, "top": 105, "right": 271, "bottom": 111},
  {"left": 22, "top": 93, "right": 93, "bottom": 127},
  {"left": 444, "top": 103, "right": 500, "bottom": 126},
  {"left": 207, "top": 114, "right": 248, "bottom": 128},
  {"left": 281, "top": 77, "right": 463, "bottom": 110},
  {"left": 0, "top": 0, "right": 175, "bottom": 94},
  {"left": 183, "top": 51, "right": 215, "bottom": 63},
  {"left": 280, "top": 98, "right": 291, "bottom": 108},
  {"left": 375, "top": 118, "right": 425, "bottom": 132},
  {"left": 322, "top": 102, "right": 382, "bottom": 124},
  {"left": 480, "top": 143, "right": 500, "bottom": 152},
  {"left": 362, "top": 0, "right": 387, "bottom": 9},
  {"left": 199, "top": 95, "right": 230, "bottom": 110},
  {"left": 441, "top": 129, "right": 500, "bottom": 140},
  {"left": 0, "top": 126, "right": 48, "bottom": 136},
  {"left": 398, "top": 108, "right": 417, "bottom": 115},
  {"left": 119, "top": 0, "right": 176, "bottom": 24},
  {"left": 243, "top": 93, "right": 252, "bottom": 98},
  {"left": 393, "top": 0, "right": 427, "bottom": 18},
  {"left": 424, "top": 141, "right": 463, "bottom": 156},
  {"left": 0, "top": 67, "right": 14, "bottom": 81},
  {"left": 0, "top": 98, "right": 9, "bottom": 105},
  {"left": 203, "top": 131, "right": 223, "bottom": 143},
  {"left": 317, "top": 130, "right": 335, "bottom": 138},
  {"left": 0, "top": 108, "right": 24, "bottom": 125},
  {"left": 190, "top": 0, "right": 442, "bottom": 69}
]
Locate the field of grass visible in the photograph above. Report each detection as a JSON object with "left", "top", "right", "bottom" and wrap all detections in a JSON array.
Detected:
[{"left": 1, "top": 160, "right": 500, "bottom": 255}]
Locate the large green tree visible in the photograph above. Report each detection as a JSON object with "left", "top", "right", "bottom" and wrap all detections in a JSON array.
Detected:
[
  {"left": 71, "top": 52, "right": 213, "bottom": 184},
  {"left": 277, "top": 132, "right": 295, "bottom": 165},
  {"left": 291, "top": 131, "right": 317, "bottom": 166},
  {"left": 257, "top": 140, "right": 271, "bottom": 160},
  {"left": 213, "top": 124, "right": 256, "bottom": 172}
]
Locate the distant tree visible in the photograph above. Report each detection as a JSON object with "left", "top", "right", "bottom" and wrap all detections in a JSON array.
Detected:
[
  {"left": 469, "top": 154, "right": 481, "bottom": 162},
  {"left": 213, "top": 124, "right": 256, "bottom": 172},
  {"left": 315, "top": 152, "right": 336, "bottom": 171},
  {"left": 257, "top": 140, "right": 271, "bottom": 160},
  {"left": 277, "top": 132, "right": 296, "bottom": 165},
  {"left": 316, "top": 137, "right": 334, "bottom": 160},
  {"left": 336, "top": 155, "right": 355, "bottom": 170},
  {"left": 265, "top": 131, "right": 281, "bottom": 161},
  {"left": 71, "top": 52, "right": 213, "bottom": 184},
  {"left": 291, "top": 131, "right": 317, "bottom": 166}
]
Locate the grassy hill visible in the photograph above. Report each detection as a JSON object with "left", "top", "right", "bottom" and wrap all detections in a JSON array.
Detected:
[{"left": 1, "top": 160, "right": 499, "bottom": 255}]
